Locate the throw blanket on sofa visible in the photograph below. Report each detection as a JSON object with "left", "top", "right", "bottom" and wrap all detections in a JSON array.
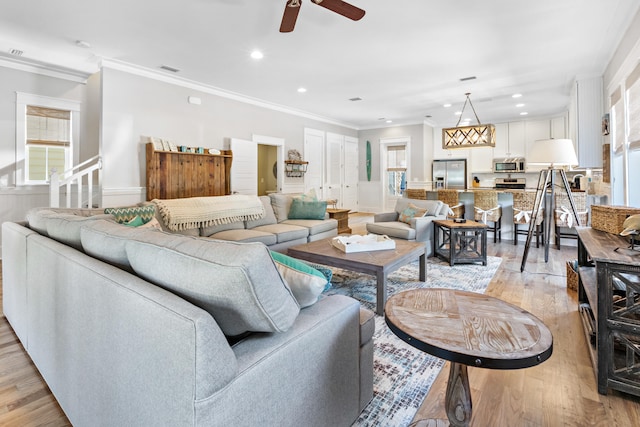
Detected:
[{"left": 153, "top": 195, "right": 265, "bottom": 231}]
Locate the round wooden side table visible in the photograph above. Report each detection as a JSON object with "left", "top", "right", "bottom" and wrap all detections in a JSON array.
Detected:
[{"left": 385, "top": 288, "right": 553, "bottom": 427}]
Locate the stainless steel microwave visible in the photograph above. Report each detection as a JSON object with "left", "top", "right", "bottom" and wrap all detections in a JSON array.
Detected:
[{"left": 493, "top": 158, "right": 526, "bottom": 173}]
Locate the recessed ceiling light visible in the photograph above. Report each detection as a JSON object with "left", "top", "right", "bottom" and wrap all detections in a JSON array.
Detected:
[
  {"left": 386, "top": 120, "right": 393, "bottom": 123},
  {"left": 297, "top": 87, "right": 307, "bottom": 93},
  {"left": 512, "top": 93, "right": 523, "bottom": 98},
  {"left": 520, "top": 112, "right": 528, "bottom": 116},
  {"left": 454, "top": 111, "right": 462, "bottom": 116},
  {"left": 443, "top": 103, "right": 452, "bottom": 108},
  {"left": 250, "top": 50, "right": 264, "bottom": 60},
  {"left": 516, "top": 103, "right": 525, "bottom": 107}
]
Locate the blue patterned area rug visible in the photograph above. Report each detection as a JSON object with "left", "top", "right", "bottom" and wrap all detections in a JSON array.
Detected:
[{"left": 323, "top": 256, "right": 502, "bottom": 427}]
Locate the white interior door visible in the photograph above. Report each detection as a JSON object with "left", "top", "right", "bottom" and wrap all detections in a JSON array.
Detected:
[
  {"left": 303, "top": 128, "right": 325, "bottom": 199},
  {"left": 230, "top": 138, "right": 258, "bottom": 195},
  {"left": 325, "top": 133, "right": 343, "bottom": 204},
  {"left": 342, "top": 136, "right": 358, "bottom": 211}
]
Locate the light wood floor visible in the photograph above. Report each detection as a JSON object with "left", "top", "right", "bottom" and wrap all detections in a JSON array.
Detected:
[{"left": 1, "top": 214, "right": 639, "bottom": 426}]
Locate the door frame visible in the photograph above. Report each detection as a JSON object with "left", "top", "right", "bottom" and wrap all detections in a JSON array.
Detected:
[
  {"left": 252, "top": 134, "right": 285, "bottom": 192},
  {"left": 380, "top": 136, "right": 411, "bottom": 212}
]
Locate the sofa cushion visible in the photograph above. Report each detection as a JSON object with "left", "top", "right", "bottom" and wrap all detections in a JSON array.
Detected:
[
  {"left": 288, "top": 199, "right": 327, "bottom": 220},
  {"left": 245, "top": 195, "right": 278, "bottom": 228},
  {"left": 282, "top": 218, "right": 337, "bottom": 235},
  {"left": 398, "top": 203, "right": 427, "bottom": 224},
  {"left": 396, "top": 198, "right": 443, "bottom": 216},
  {"left": 366, "top": 221, "right": 416, "bottom": 240},
  {"left": 210, "top": 229, "right": 278, "bottom": 246},
  {"left": 81, "top": 219, "right": 153, "bottom": 270},
  {"left": 270, "top": 251, "right": 327, "bottom": 308},
  {"left": 125, "top": 233, "right": 300, "bottom": 335},
  {"left": 269, "top": 193, "right": 294, "bottom": 222},
  {"left": 31, "top": 211, "right": 113, "bottom": 250},
  {"left": 200, "top": 220, "right": 245, "bottom": 237},
  {"left": 252, "top": 223, "right": 309, "bottom": 243}
]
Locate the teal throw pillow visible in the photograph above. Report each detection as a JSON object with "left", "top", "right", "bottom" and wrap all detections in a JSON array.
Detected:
[
  {"left": 270, "top": 251, "right": 328, "bottom": 307},
  {"left": 288, "top": 199, "right": 327, "bottom": 220},
  {"left": 124, "top": 215, "right": 145, "bottom": 227},
  {"left": 105, "top": 205, "right": 156, "bottom": 224},
  {"left": 398, "top": 203, "right": 427, "bottom": 224}
]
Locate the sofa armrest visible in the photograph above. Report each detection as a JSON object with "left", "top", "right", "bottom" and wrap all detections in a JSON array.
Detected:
[
  {"left": 411, "top": 216, "right": 437, "bottom": 242},
  {"left": 373, "top": 212, "right": 398, "bottom": 222}
]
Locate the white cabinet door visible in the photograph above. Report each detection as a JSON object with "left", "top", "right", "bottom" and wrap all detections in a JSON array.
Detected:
[
  {"left": 230, "top": 138, "right": 258, "bottom": 195},
  {"left": 551, "top": 115, "right": 567, "bottom": 139},
  {"left": 303, "top": 128, "right": 325, "bottom": 199},
  {"left": 342, "top": 136, "right": 358, "bottom": 211},
  {"left": 325, "top": 133, "right": 343, "bottom": 204}
]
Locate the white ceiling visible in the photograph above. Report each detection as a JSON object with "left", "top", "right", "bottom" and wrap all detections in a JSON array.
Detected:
[{"left": 1, "top": 0, "right": 639, "bottom": 130}]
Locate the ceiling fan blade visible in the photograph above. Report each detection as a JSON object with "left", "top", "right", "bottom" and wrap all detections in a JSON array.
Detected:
[
  {"left": 280, "top": 0, "right": 302, "bottom": 33},
  {"left": 311, "top": 0, "right": 365, "bottom": 21}
]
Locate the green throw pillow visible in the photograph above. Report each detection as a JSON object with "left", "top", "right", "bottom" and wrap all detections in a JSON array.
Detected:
[
  {"left": 270, "top": 251, "right": 328, "bottom": 307},
  {"left": 288, "top": 199, "right": 327, "bottom": 220},
  {"left": 124, "top": 215, "right": 145, "bottom": 227},
  {"left": 105, "top": 205, "right": 156, "bottom": 224}
]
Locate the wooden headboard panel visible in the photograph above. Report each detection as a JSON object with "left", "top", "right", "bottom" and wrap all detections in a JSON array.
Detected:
[{"left": 145, "top": 143, "right": 233, "bottom": 201}]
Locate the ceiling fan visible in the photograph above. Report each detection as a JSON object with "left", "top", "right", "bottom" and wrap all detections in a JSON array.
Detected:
[{"left": 280, "top": 0, "right": 365, "bottom": 33}]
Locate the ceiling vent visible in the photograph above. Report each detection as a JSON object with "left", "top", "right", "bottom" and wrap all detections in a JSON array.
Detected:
[
  {"left": 459, "top": 76, "right": 476, "bottom": 82},
  {"left": 160, "top": 65, "right": 180, "bottom": 73},
  {"left": 349, "top": 97, "right": 362, "bottom": 101},
  {"left": 9, "top": 48, "right": 24, "bottom": 56}
]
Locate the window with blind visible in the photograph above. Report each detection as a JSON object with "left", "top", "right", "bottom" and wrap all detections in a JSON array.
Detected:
[
  {"left": 15, "top": 92, "right": 80, "bottom": 185},
  {"left": 626, "top": 62, "right": 640, "bottom": 149},
  {"left": 26, "top": 106, "right": 71, "bottom": 181},
  {"left": 611, "top": 86, "right": 625, "bottom": 154},
  {"left": 386, "top": 145, "right": 407, "bottom": 197}
]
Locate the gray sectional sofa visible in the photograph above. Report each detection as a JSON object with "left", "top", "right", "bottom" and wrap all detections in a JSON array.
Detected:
[
  {"left": 153, "top": 194, "right": 338, "bottom": 252},
  {"left": 2, "top": 206, "right": 374, "bottom": 427}
]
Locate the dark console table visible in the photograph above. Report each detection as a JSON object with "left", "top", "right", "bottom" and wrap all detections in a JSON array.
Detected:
[{"left": 576, "top": 227, "right": 640, "bottom": 396}]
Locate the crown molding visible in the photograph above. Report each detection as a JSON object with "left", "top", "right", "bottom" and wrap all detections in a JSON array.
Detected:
[
  {"left": 0, "top": 54, "right": 92, "bottom": 84},
  {"left": 100, "top": 58, "right": 359, "bottom": 131}
]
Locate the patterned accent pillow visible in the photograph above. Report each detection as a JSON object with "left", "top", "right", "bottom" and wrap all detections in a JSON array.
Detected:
[
  {"left": 398, "top": 203, "right": 427, "bottom": 224},
  {"left": 104, "top": 205, "right": 156, "bottom": 224}
]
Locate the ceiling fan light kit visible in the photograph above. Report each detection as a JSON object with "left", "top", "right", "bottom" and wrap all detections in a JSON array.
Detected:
[
  {"left": 442, "top": 93, "right": 496, "bottom": 149},
  {"left": 280, "top": 0, "right": 365, "bottom": 33}
]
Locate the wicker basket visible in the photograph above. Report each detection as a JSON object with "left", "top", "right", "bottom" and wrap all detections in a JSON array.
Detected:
[
  {"left": 591, "top": 205, "right": 640, "bottom": 234},
  {"left": 566, "top": 261, "right": 578, "bottom": 292},
  {"left": 405, "top": 189, "right": 427, "bottom": 200}
]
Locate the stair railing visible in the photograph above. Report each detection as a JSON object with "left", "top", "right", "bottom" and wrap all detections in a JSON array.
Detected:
[{"left": 49, "top": 155, "right": 102, "bottom": 208}]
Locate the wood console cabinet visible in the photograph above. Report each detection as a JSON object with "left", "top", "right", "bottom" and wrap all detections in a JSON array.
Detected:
[
  {"left": 576, "top": 227, "right": 640, "bottom": 396},
  {"left": 145, "top": 143, "right": 232, "bottom": 200}
]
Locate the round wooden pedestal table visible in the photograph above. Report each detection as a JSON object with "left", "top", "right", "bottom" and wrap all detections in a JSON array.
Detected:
[{"left": 385, "top": 288, "right": 553, "bottom": 427}]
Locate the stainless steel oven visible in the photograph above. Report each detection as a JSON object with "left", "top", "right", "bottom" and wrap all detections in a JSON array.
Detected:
[{"left": 493, "top": 158, "right": 526, "bottom": 173}]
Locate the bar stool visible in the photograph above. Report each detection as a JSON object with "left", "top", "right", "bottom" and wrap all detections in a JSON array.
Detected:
[
  {"left": 474, "top": 191, "right": 502, "bottom": 243},
  {"left": 554, "top": 191, "right": 588, "bottom": 249},
  {"left": 512, "top": 190, "right": 544, "bottom": 247},
  {"left": 405, "top": 189, "right": 427, "bottom": 200},
  {"left": 437, "top": 189, "right": 465, "bottom": 219}
]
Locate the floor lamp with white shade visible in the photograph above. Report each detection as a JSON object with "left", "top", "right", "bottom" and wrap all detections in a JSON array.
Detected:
[{"left": 520, "top": 138, "right": 582, "bottom": 272}]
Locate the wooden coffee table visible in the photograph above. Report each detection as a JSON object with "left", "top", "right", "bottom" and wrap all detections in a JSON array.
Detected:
[
  {"left": 287, "top": 238, "right": 426, "bottom": 315},
  {"left": 385, "top": 288, "right": 553, "bottom": 427},
  {"left": 433, "top": 219, "right": 487, "bottom": 266}
]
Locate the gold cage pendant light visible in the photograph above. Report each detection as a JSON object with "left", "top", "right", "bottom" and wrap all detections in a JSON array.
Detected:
[{"left": 442, "top": 93, "right": 496, "bottom": 149}]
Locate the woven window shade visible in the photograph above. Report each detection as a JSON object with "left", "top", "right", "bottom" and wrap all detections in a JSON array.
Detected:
[
  {"left": 26, "top": 105, "right": 71, "bottom": 147},
  {"left": 626, "top": 63, "right": 640, "bottom": 148},
  {"left": 610, "top": 87, "right": 625, "bottom": 153}
]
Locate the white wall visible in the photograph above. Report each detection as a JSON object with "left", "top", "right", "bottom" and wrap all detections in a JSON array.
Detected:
[{"left": 99, "top": 66, "right": 357, "bottom": 206}]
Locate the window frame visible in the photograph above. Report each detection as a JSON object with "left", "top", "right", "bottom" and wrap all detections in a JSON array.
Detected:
[{"left": 16, "top": 92, "right": 80, "bottom": 186}]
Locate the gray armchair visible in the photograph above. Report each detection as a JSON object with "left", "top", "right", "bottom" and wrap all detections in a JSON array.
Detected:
[{"left": 366, "top": 198, "right": 449, "bottom": 257}]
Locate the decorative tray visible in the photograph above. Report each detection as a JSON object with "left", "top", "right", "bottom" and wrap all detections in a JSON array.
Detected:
[{"left": 331, "top": 234, "right": 395, "bottom": 253}]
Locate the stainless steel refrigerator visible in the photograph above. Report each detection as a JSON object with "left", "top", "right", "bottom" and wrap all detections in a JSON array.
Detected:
[{"left": 432, "top": 159, "right": 467, "bottom": 189}]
